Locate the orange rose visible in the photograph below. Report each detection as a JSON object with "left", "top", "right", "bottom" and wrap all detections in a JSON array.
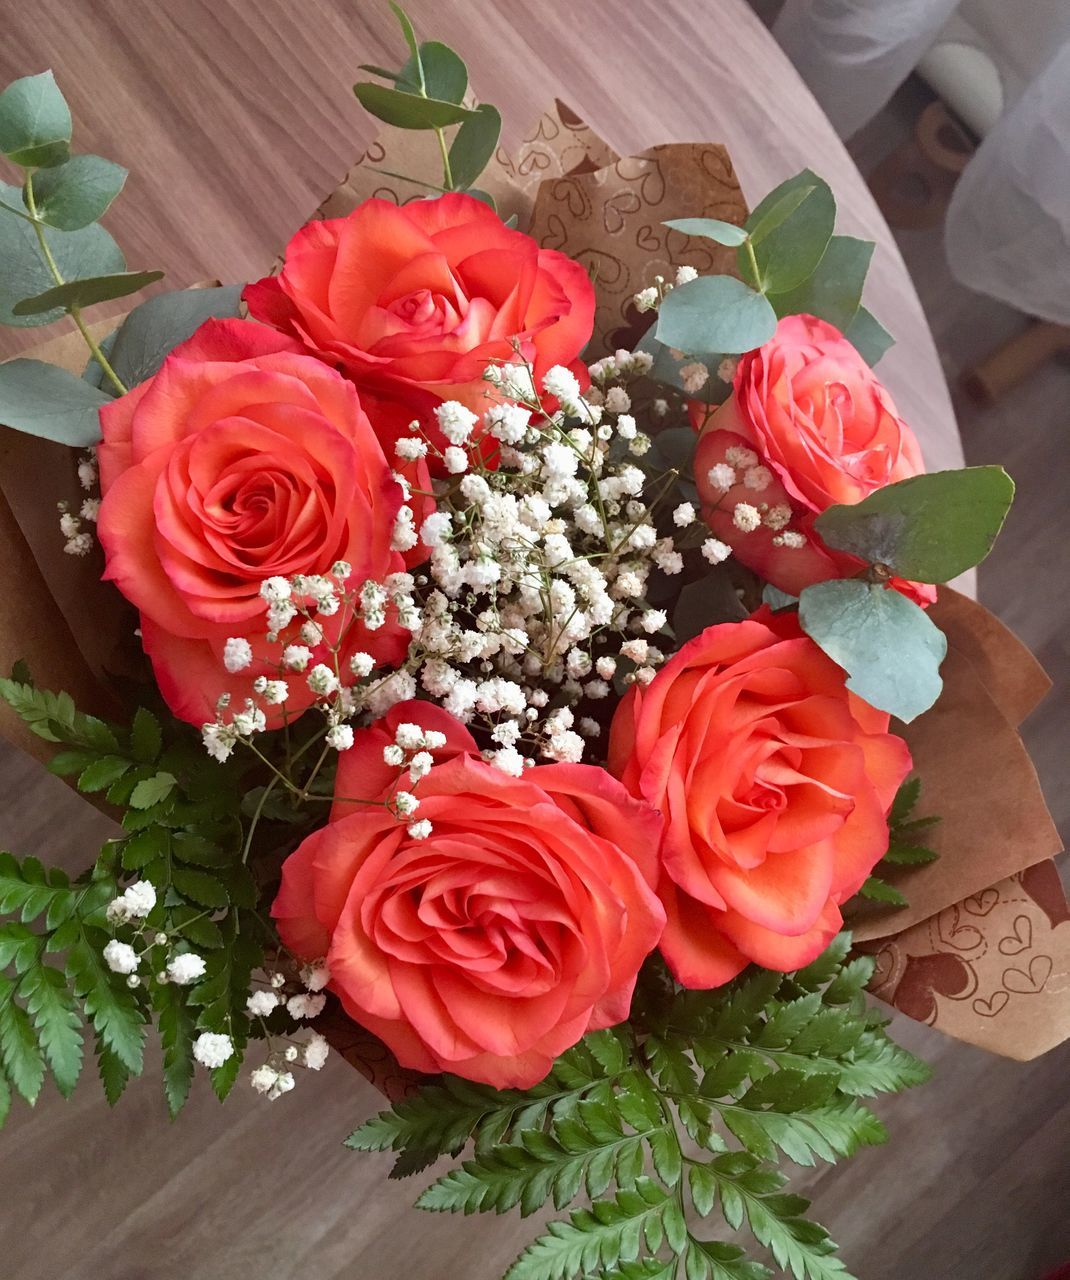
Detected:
[
  {"left": 693, "top": 314, "right": 932, "bottom": 602},
  {"left": 243, "top": 193, "right": 596, "bottom": 454},
  {"left": 272, "top": 703, "right": 666, "bottom": 1087},
  {"left": 97, "top": 318, "right": 416, "bottom": 727},
  {"left": 608, "top": 609, "right": 911, "bottom": 988}
]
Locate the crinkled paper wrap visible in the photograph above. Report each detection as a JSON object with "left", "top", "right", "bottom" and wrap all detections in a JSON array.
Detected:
[{"left": 0, "top": 105, "right": 1063, "bottom": 1083}]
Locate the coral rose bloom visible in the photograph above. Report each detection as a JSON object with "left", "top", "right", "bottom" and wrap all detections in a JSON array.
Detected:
[
  {"left": 608, "top": 610, "right": 911, "bottom": 988},
  {"left": 693, "top": 314, "right": 932, "bottom": 602},
  {"left": 243, "top": 193, "right": 595, "bottom": 452},
  {"left": 97, "top": 318, "right": 412, "bottom": 727},
  {"left": 272, "top": 704, "right": 665, "bottom": 1088}
]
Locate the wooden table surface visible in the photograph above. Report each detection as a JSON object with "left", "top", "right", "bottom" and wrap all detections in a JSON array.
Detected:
[
  {"left": 6, "top": 5, "right": 1052, "bottom": 1280},
  {"left": 0, "top": 0, "right": 964, "bottom": 478}
]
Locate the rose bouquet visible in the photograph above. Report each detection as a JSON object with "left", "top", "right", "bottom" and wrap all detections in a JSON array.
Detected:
[{"left": 0, "top": 8, "right": 1063, "bottom": 1279}]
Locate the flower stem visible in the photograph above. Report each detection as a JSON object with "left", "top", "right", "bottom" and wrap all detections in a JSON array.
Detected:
[{"left": 23, "top": 170, "right": 129, "bottom": 397}]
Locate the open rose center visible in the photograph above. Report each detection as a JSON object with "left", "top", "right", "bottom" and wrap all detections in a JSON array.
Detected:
[{"left": 365, "top": 843, "right": 577, "bottom": 996}]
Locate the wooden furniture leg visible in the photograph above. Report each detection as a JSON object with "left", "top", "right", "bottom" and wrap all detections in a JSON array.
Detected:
[{"left": 962, "top": 322, "right": 1070, "bottom": 406}]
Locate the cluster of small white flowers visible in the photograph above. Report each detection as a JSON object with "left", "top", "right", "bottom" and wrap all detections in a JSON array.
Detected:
[
  {"left": 57, "top": 500, "right": 94, "bottom": 557},
  {"left": 56, "top": 451, "right": 102, "bottom": 556},
  {"left": 348, "top": 354, "right": 691, "bottom": 768},
  {"left": 244, "top": 961, "right": 332, "bottom": 1099},
  {"left": 103, "top": 878, "right": 207, "bottom": 992},
  {"left": 703, "top": 445, "right": 809, "bottom": 551}
]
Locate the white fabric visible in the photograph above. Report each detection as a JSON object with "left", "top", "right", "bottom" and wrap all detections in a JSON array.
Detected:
[
  {"left": 772, "top": 0, "right": 961, "bottom": 137},
  {"left": 945, "top": 40, "right": 1070, "bottom": 325},
  {"left": 772, "top": 0, "right": 1070, "bottom": 323}
]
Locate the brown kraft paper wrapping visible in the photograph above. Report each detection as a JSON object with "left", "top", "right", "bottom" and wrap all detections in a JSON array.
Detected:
[{"left": 0, "top": 110, "right": 1064, "bottom": 1080}]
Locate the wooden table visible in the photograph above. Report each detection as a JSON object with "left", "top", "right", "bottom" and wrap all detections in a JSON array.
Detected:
[
  {"left": 0, "top": 6, "right": 1006, "bottom": 1280},
  {"left": 0, "top": 0, "right": 963, "bottom": 476}
]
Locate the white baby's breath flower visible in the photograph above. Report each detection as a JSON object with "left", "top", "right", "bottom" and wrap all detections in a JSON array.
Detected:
[
  {"left": 166, "top": 952, "right": 206, "bottom": 985},
  {"left": 673, "top": 503, "right": 696, "bottom": 527},
  {"left": 303, "top": 1032, "right": 330, "bottom": 1071},
  {"left": 282, "top": 645, "right": 313, "bottom": 672},
  {"left": 103, "top": 940, "right": 139, "bottom": 975},
  {"left": 444, "top": 446, "right": 468, "bottom": 474},
  {"left": 194, "top": 1033, "right": 234, "bottom": 1069},
  {"left": 732, "top": 502, "right": 762, "bottom": 533},
  {"left": 326, "top": 724, "right": 354, "bottom": 751},
  {"left": 702, "top": 538, "right": 733, "bottom": 565},
  {"left": 633, "top": 286, "right": 659, "bottom": 312},
  {"left": 286, "top": 993, "right": 326, "bottom": 1021},
  {"left": 223, "top": 637, "right": 253, "bottom": 674},
  {"left": 675, "top": 264, "right": 699, "bottom": 285},
  {"left": 407, "top": 819, "right": 433, "bottom": 840},
  {"left": 246, "top": 990, "right": 280, "bottom": 1017}
]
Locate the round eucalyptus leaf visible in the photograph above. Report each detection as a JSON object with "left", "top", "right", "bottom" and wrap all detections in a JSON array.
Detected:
[
  {"left": 770, "top": 235, "right": 874, "bottom": 332},
  {"left": 0, "top": 358, "right": 107, "bottom": 446},
  {"left": 353, "top": 82, "right": 475, "bottom": 130},
  {"left": 740, "top": 169, "right": 836, "bottom": 295},
  {"left": 655, "top": 275, "right": 777, "bottom": 357},
  {"left": 814, "top": 467, "right": 1015, "bottom": 584},
  {"left": 30, "top": 155, "right": 128, "bottom": 231},
  {"left": 798, "top": 580, "right": 946, "bottom": 722},
  {"left": 0, "top": 71, "right": 71, "bottom": 168},
  {"left": 0, "top": 217, "right": 125, "bottom": 328},
  {"left": 449, "top": 103, "right": 502, "bottom": 191},
  {"left": 663, "top": 217, "right": 749, "bottom": 248},
  {"left": 13, "top": 269, "right": 164, "bottom": 317},
  {"left": 106, "top": 284, "right": 243, "bottom": 388}
]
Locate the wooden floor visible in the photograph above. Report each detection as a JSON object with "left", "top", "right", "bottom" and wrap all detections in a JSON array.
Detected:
[{"left": 1, "top": 4, "right": 1068, "bottom": 1279}]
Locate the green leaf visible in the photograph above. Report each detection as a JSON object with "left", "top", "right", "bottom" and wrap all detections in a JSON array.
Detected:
[
  {"left": 0, "top": 851, "right": 76, "bottom": 924},
  {"left": 664, "top": 217, "right": 749, "bottom": 248},
  {"left": 94, "top": 1034, "right": 129, "bottom": 1106},
  {"left": 449, "top": 103, "right": 502, "bottom": 190},
  {"left": 20, "top": 964, "right": 83, "bottom": 1098},
  {"left": 856, "top": 877, "right": 908, "bottom": 907},
  {"left": 0, "top": 922, "right": 43, "bottom": 973},
  {"left": 77, "top": 754, "right": 131, "bottom": 793},
  {"left": 129, "top": 771, "right": 177, "bottom": 810},
  {"left": 0, "top": 216, "right": 125, "bottom": 328},
  {"left": 504, "top": 1179, "right": 672, "bottom": 1280},
  {"left": 153, "top": 981, "right": 195, "bottom": 1118},
  {"left": 656, "top": 276, "right": 778, "bottom": 357},
  {"left": 13, "top": 269, "right": 164, "bottom": 317},
  {"left": 27, "top": 154, "right": 127, "bottom": 230},
  {"left": 746, "top": 183, "right": 819, "bottom": 249},
  {"left": 171, "top": 867, "right": 228, "bottom": 909},
  {"left": 353, "top": 82, "right": 476, "bottom": 130},
  {"left": 769, "top": 235, "right": 873, "bottom": 331},
  {"left": 0, "top": 1071, "right": 10, "bottom": 1128},
  {"left": 410, "top": 41, "right": 467, "bottom": 104},
  {"left": 0, "top": 71, "right": 71, "bottom": 168},
  {"left": 814, "top": 467, "right": 1015, "bottom": 584},
  {"left": 389, "top": 1, "right": 422, "bottom": 73},
  {"left": 66, "top": 934, "right": 145, "bottom": 1075},
  {"left": 0, "top": 977, "right": 45, "bottom": 1104},
  {"left": 843, "top": 306, "right": 893, "bottom": 366},
  {"left": 104, "top": 285, "right": 243, "bottom": 389},
  {"left": 0, "top": 358, "right": 108, "bottom": 446},
  {"left": 741, "top": 171, "right": 836, "bottom": 294},
  {"left": 121, "top": 826, "right": 168, "bottom": 871},
  {"left": 129, "top": 706, "right": 163, "bottom": 764},
  {"left": 673, "top": 576, "right": 749, "bottom": 644},
  {"left": 798, "top": 580, "right": 946, "bottom": 722}
]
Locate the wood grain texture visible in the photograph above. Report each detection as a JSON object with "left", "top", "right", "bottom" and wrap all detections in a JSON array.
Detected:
[
  {"left": 1, "top": 3, "right": 1067, "bottom": 1279},
  {"left": 0, "top": 0, "right": 964, "bottom": 477}
]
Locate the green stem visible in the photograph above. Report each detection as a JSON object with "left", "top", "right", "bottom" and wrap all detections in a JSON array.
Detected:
[
  {"left": 23, "top": 170, "right": 129, "bottom": 397},
  {"left": 71, "top": 304, "right": 128, "bottom": 396},
  {"left": 435, "top": 126, "right": 454, "bottom": 190},
  {"left": 742, "top": 235, "right": 763, "bottom": 293}
]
